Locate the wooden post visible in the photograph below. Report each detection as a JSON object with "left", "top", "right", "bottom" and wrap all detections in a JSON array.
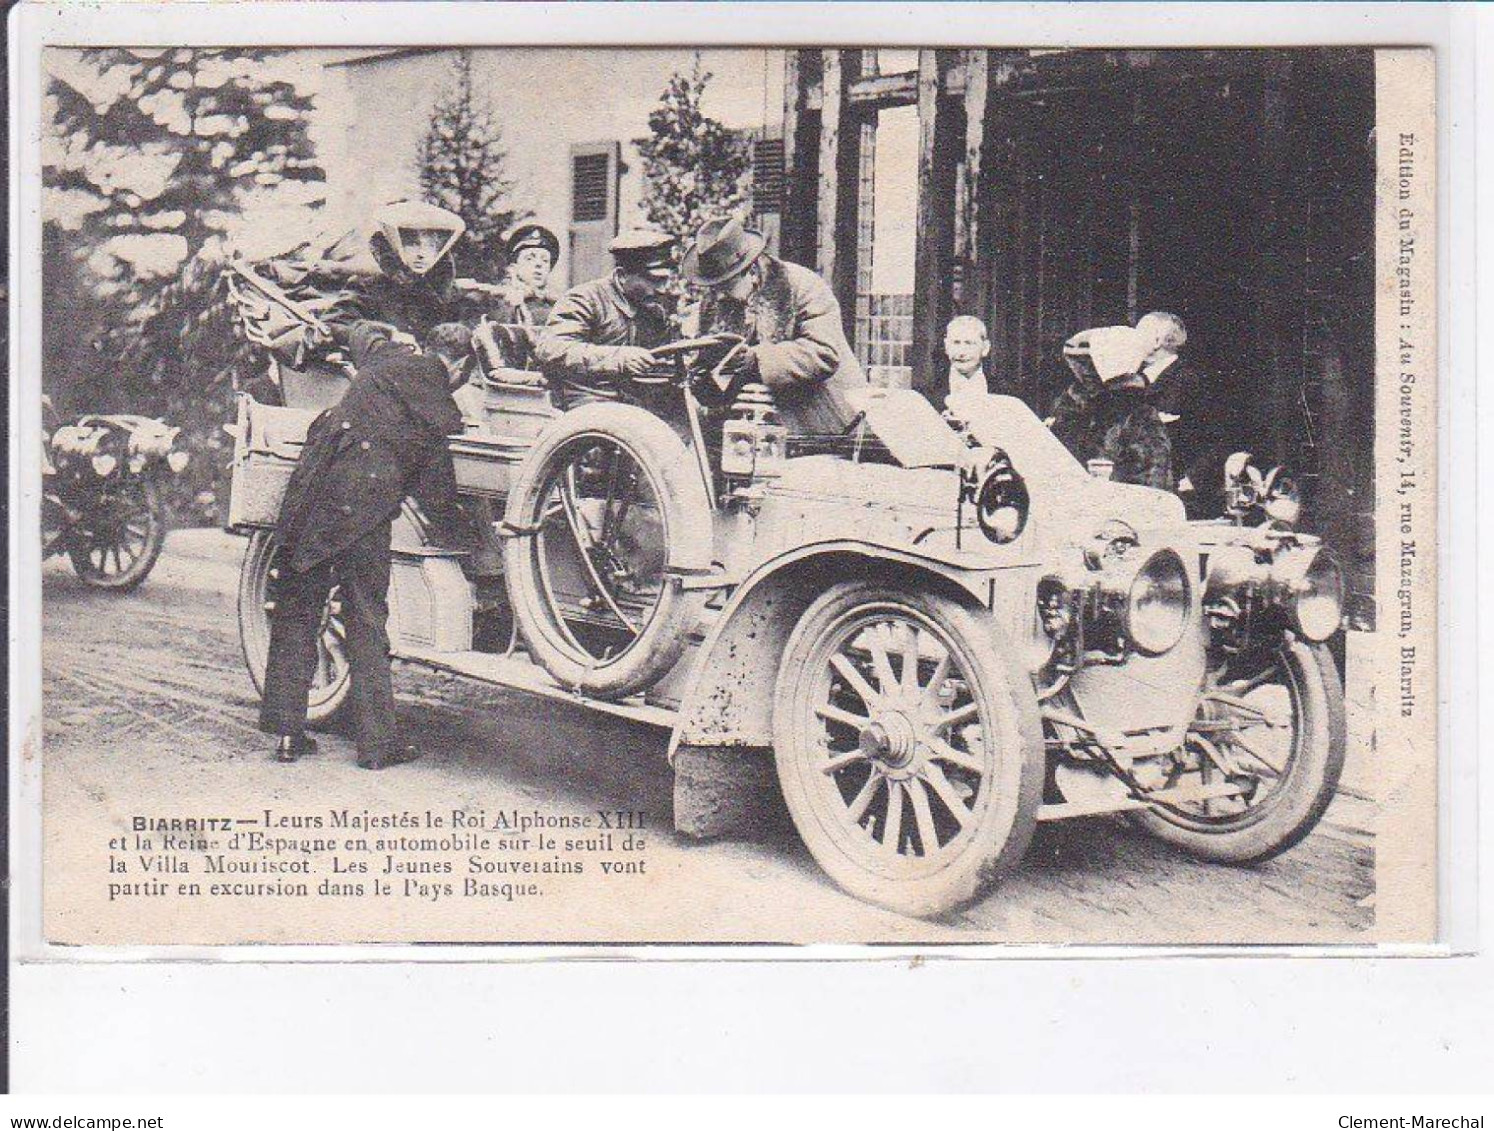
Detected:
[
  {"left": 779, "top": 50, "right": 820, "bottom": 268},
  {"left": 1256, "top": 54, "right": 1304, "bottom": 468},
  {"left": 910, "top": 49, "right": 962, "bottom": 403},
  {"left": 957, "top": 49, "right": 991, "bottom": 321},
  {"left": 977, "top": 54, "right": 1024, "bottom": 395},
  {"left": 815, "top": 50, "right": 863, "bottom": 330}
]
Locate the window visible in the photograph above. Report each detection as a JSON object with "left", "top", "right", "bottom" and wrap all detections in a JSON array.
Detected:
[
  {"left": 751, "top": 136, "right": 785, "bottom": 216},
  {"left": 571, "top": 151, "right": 614, "bottom": 223},
  {"left": 568, "top": 142, "right": 620, "bottom": 286}
]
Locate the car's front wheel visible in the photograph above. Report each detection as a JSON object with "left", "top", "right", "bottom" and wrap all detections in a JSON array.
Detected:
[
  {"left": 772, "top": 581, "right": 1045, "bottom": 919},
  {"left": 1132, "top": 637, "right": 1346, "bottom": 863}
]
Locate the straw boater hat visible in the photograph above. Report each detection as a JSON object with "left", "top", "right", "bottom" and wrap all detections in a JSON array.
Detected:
[{"left": 682, "top": 217, "right": 768, "bottom": 286}]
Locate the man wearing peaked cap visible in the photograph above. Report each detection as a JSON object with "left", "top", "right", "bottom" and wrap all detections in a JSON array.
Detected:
[
  {"left": 607, "top": 227, "right": 676, "bottom": 269},
  {"left": 534, "top": 227, "right": 679, "bottom": 414},
  {"left": 684, "top": 216, "right": 865, "bottom": 438},
  {"left": 478, "top": 224, "right": 562, "bottom": 368}
]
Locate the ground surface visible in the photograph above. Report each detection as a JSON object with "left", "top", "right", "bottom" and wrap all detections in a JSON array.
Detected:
[{"left": 40, "top": 529, "right": 1376, "bottom": 946}]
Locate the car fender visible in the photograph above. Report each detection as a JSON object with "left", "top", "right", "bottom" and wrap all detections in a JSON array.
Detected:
[{"left": 666, "top": 539, "right": 1041, "bottom": 763}]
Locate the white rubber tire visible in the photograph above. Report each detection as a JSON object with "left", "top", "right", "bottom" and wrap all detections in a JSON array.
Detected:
[{"left": 502, "top": 401, "right": 713, "bottom": 700}]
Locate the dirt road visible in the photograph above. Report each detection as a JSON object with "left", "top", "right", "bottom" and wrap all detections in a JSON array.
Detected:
[{"left": 40, "top": 529, "right": 1376, "bottom": 946}]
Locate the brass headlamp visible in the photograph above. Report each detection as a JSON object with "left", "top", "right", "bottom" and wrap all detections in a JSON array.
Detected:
[{"left": 1204, "top": 532, "right": 1344, "bottom": 643}]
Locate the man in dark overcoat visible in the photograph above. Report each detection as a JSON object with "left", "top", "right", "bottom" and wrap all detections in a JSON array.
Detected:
[
  {"left": 1132, "top": 311, "right": 1221, "bottom": 515},
  {"left": 258, "top": 321, "right": 469, "bottom": 769},
  {"left": 682, "top": 217, "right": 866, "bottom": 439},
  {"left": 1049, "top": 320, "right": 1178, "bottom": 492}
]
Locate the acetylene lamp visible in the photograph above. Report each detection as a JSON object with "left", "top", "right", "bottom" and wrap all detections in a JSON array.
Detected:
[{"left": 721, "top": 383, "right": 787, "bottom": 482}]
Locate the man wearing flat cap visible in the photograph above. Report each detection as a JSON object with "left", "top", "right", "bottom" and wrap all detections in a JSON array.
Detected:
[
  {"left": 534, "top": 228, "right": 679, "bottom": 413},
  {"left": 684, "top": 216, "right": 866, "bottom": 438}
]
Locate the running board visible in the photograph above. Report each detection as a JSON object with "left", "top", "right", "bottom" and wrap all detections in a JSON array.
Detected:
[{"left": 394, "top": 646, "right": 678, "bottom": 729}]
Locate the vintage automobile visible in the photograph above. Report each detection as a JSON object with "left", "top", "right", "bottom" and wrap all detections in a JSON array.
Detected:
[
  {"left": 224, "top": 323, "right": 1346, "bottom": 920},
  {"left": 43, "top": 396, "right": 191, "bottom": 591}
]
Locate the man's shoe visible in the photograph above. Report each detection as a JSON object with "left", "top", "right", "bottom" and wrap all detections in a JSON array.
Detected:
[
  {"left": 273, "top": 734, "right": 319, "bottom": 764},
  {"left": 357, "top": 745, "right": 422, "bottom": 771}
]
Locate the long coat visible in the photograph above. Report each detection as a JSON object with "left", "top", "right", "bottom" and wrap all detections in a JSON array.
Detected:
[
  {"left": 1146, "top": 355, "right": 1218, "bottom": 493},
  {"left": 695, "top": 257, "right": 866, "bottom": 438},
  {"left": 1048, "top": 375, "right": 1174, "bottom": 491},
  {"left": 275, "top": 323, "right": 463, "bottom": 574}
]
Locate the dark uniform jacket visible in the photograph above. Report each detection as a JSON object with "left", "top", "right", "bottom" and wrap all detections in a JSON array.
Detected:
[
  {"left": 486, "top": 276, "right": 557, "bottom": 330},
  {"left": 695, "top": 257, "right": 866, "bottom": 438},
  {"left": 275, "top": 324, "right": 463, "bottom": 574},
  {"left": 533, "top": 272, "right": 676, "bottom": 408}
]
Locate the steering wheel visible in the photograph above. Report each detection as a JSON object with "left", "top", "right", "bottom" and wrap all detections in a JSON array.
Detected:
[{"left": 641, "top": 333, "right": 748, "bottom": 406}]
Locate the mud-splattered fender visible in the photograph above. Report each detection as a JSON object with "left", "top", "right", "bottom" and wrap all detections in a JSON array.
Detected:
[{"left": 666, "top": 540, "right": 1042, "bottom": 763}]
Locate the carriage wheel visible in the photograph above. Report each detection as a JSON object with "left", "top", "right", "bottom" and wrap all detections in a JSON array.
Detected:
[{"left": 67, "top": 476, "right": 167, "bottom": 592}]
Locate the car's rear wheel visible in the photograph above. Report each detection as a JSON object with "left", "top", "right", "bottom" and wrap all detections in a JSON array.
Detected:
[
  {"left": 238, "top": 529, "right": 352, "bottom": 728},
  {"left": 772, "top": 581, "right": 1045, "bottom": 919},
  {"left": 1132, "top": 637, "right": 1345, "bottom": 863}
]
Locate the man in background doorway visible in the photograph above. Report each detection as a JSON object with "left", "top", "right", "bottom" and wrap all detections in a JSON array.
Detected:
[
  {"left": 1134, "top": 310, "right": 1218, "bottom": 513},
  {"left": 941, "top": 315, "right": 1020, "bottom": 418}
]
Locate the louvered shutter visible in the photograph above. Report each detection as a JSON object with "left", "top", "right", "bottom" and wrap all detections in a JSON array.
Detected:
[{"left": 568, "top": 141, "right": 621, "bottom": 286}]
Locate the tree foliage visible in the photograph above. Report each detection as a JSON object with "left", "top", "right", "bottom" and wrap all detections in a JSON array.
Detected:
[
  {"left": 636, "top": 56, "right": 752, "bottom": 251},
  {"left": 416, "top": 52, "right": 526, "bottom": 280},
  {"left": 43, "top": 48, "right": 325, "bottom": 524}
]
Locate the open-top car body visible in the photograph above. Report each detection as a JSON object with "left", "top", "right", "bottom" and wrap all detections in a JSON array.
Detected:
[{"left": 226, "top": 323, "right": 1346, "bottom": 919}]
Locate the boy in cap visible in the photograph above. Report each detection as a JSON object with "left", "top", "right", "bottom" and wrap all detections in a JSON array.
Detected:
[
  {"left": 683, "top": 216, "right": 865, "bottom": 438},
  {"left": 470, "top": 223, "right": 562, "bottom": 371},
  {"left": 534, "top": 228, "right": 679, "bottom": 412},
  {"left": 494, "top": 223, "right": 561, "bottom": 328}
]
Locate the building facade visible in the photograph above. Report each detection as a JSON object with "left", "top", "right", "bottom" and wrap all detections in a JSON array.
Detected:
[
  {"left": 322, "top": 48, "right": 786, "bottom": 286},
  {"left": 320, "top": 46, "right": 1375, "bottom": 622},
  {"left": 778, "top": 48, "right": 1377, "bottom": 624}
]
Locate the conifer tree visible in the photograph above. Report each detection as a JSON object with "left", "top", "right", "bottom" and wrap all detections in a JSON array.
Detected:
[
  {"left": 636, "top": 55, "right": 752, "bottom": 251},
  {"left": 416, "top": 52, "right": 527, "bottom": 280}
]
